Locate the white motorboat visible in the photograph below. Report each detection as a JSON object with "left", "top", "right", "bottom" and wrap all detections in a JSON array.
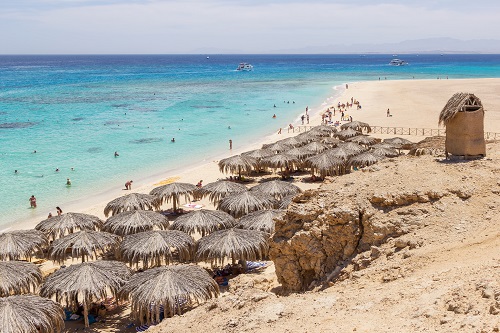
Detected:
[
  {"left": 389, "top": 59, "right": 408, "bottom": 66},
  {"left": 236, "top": 63, "right": 253, "bottom": 71}
]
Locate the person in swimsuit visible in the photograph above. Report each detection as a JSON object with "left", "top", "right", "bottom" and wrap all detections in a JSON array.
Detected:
[{"left": 29, "top": 195, "right": 37, "bottom": 208}]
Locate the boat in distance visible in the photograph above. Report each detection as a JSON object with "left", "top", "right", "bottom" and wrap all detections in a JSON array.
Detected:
[
  {"left": 389, "top": 59, "right": 408, "bottom": 66},
  {"left": 236, "top": 63, "right": 253, "bottom": 71}
]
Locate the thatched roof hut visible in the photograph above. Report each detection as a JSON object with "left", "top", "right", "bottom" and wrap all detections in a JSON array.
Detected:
[
  {"left": 150, "top": 182, "right": 197, "bottom": 212},
  {"left": 218, "top": 155, "right": 257, "bottom": 179},
  {"left": 40, "top": 260, "right": 131, "bottom": 327},
  {"left": 104, "top": 210, "right": 170, "bottom": 236},
  {"left": 237, "top": 209, "right": 285, "bottom": 233},
  {"left": 340, "top": 120, "right": 372, "bottom": 133},
  {"left": 0, "top": 230, "right": 47, "bottom": 261},
  {"left": 119, "top": 264, "right": 219, "bottom": 325},
  {"left": 104, "top": 193, "right": 161, "bottom": 217},
  {"left": 120, "top": 230, "right": 195, "bottom": 268},
  {"left": 0, "top": 295, "right": 65, "bottom": 333},
  {"left": 35, "top": 212, "right": 103, "bottom": 240},
  {"left": 0, "top": 261, "right": 42, "bottom": 297},
  {"left": 306, "top": 153, "right": 345, "bottom": 177},
  {"left": 439, "top": 93, "right": 486, "bottom": 157},
  {"left": 198, "top": 180, "right": 247, "bottom": 204},
  {"left": 218, "top": 190, "right": 277, "bottom": 218},
  {"left": 250, "top": 180, "right": 301, "bottom": 200},
  {"left": 170, "top": 209, "right": 236, "bottom": 236}
]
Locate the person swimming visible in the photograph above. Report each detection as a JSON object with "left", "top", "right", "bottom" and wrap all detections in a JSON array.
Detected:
[
  {"left": 171, "top": 138, "right": 175, "bottom": 142},
  {"left": 114, "top": 151, "right": 119, "bottom": 157}
]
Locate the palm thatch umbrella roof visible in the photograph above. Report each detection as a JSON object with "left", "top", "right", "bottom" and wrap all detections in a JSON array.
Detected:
[
  {"left": 236, "top": 209, "right": 285, "bottom": 233},
  {"left": 104, "top": 210, "right": 170, "bottom": 236},
  {"left": 297, "top": 130, "right": 321, "bottom": 141},
  {"left": 340, "top": 120, "right": 372, "bottom": 132},
  {"left": 0, "top": 230, "right": 47, "bottom": 261},
  {"left": 250, "top": 180, "right": 301, "bottom": 200},
  {"left": 218, "top": 155, "right": 257, "bottom": 179},
  {"left": 261, "top": 141, "right": 292, "bottom": 153},
  {"left": 150, "top": 182, "right": 197, "bottom": 212},
  {"left": 337, "top": 141, "right": 369, "bottom": 154},
  {"left": 306, "top": 153, "right": 345, "bottom": 177},
  {"left": 371, "top": 142, "right": 398, "bottom": 149},
  {"left": 286, "top": 146, "right": 315, "bottom": 159},
  {"left": 278, "top": 194, "right": 296, "bottom": 209},
  {"left": 347, "top": 135, "right": 378, "bottom": 146},
  {"left": 218, "top": 190, "right": 277, "bottom": 218},
  {"left": 324, "top": 147, "right": 352, "bottom": 160},
  {"left": 0, "top": 261, "right": 42, "bottom": 297},
  {"left": 438, "top": 92, "right": 482, "bottom": 125},
  {"left": 336, "top": 127, "right": 361, "bottom": 139},
  {"left": 310, "top": 124, "right": 337, "bottom": 134},
  {"left": 371, "top": 147, "right": 399, "bottom": 158},
  {"left": 262, "top": 153, "right": 298, "bottom": 170},
  {"left": 303, "top": 141, "right": 329, "bottom": 153},
  {"left": 170, "top": 209, "right": 236, "bottom": 236},
  {"left": 104, "top": 193, "right": 161, "bottom": 217},
  {"left": 35, "top": 212, "right": 103, "bottom": 240},
  {"left": 119, "top": 264, "right": 219, "bottom": 325},
  {"left": 0, "top": 295, "right": 64, "bottom": 333},
  {"left": 278, "top": 136, "right": 306, "bottom": 147},
  {"left": 242, "top": 148, "right": 275, "bottom": 160},
  {"left": 198, "top": 180, "right": 247, "bottom": 204},
  {"left": 320, "top": 136, "right": 341, "bottom": 146},
  {"left": 383, "top": 137, "right": 414, "bottom": 149},
  {"left": 120, "top": 230, "right": 194, "bottom": 268},
  {"left": 196, "top": 228, "right": 269, "bottom": 265},
  {"left": 40, "top": 260, "right": 131, "bottom": 327},
  {"left": 348, "top": 152, "right": 382, "bottom": 168},
  {"left": 48, "top": 230, "right": 120, "bottom": 263}
]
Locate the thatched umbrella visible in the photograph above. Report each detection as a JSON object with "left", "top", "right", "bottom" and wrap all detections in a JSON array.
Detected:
[
  {"left": 0, "top": 261, "right": 42, "bottom": 297},
  {"left": 119, "top": 264, "right": 219, "bottom": 325},
  {"left": 237, "top": 209, "right": 285, "bottom": 233},
  {"left": 336, "top": 128, "right": 361, "bottom": 140},
  {"left": 303, "top": 141, "right": 329, "bottom": 154},
  {"left": 104, "top": 210, "right": 170, "bottom": 236},
  {"left": 348, "top": 152, "right": 382, "bottom": 168},
  {"left": 340, "top": 120, "right": 372, "bottom": 133},
  {"left": 0, "top": 295, "right": 64, "bottom": 333},
  {"left": 337, "top": 141, "right": 369, "bottom": 154},
  {"left": 199, "top": 180, "right": 247, "bottom": 204},
  {"left": 170, "top": 209, "right": 236, "bottom": 236},
  {"left": 371, "top": 142, "right": 398, "bottom": 149},
  {"left": 262, "top": 142, "right": 291, "bottom": 153},
  {"left": 262, "top": 153, "right": 298, "bottom": 173},
  {"left": 196, "top": 228, "right": 269, "bottom": 267},
  {"left": 371, "top": 147, "right": 399, "bottom": 158},
  {"left": 35, "top": 213, "right": 103, "bottom": 240},
  {"left": 120, "top": 230, "right": 194, "bottom": 268},
  {"left": 40, "top": 260, "right": 131, "bottom": 328},
  {"left": 48, "top": 230, "right": 120, "bottom": 263},
  {"left": 250, "top": 180, "right": 301, "bottom": 200},
  {"left": 383, "top": 137, "right": 414, "bottom": 149},
  {"left": 104, "top": 193, "right": 161, "bottom": 217},
  {"left": 278, "top": 136, "right": 305, "bottom": 147},
  {"left": 0, "top": 230, "right": 47, "bottom": 261},
  {"left": 242, "top": 148, "right": 275, "bottom": 160},
  {"left": 150, "top": 182, "right": 197, "bottom": 212},
  {"left": 218, "top": 155, "right": 257, "bottom": 179},
  {"left": 278, "top": 194, "right": 295, "bottom": 209},
  {"left": 306, "top": 153, "right": 345, "bottom": 177},
  {"left": 347, "top": 135, "right": 378, "bottom": 146},
  {"left": 320, "top": 136, "right": 341, "bottom": 146},
  {"left": 218, "top": 191, "right": 277, "bottom": 218},
  {"left": 310, "top": 125, "right": 337, "bottom": 135},
  {"left": 324, "top": 147, "right": 352, "bottom": 160}
]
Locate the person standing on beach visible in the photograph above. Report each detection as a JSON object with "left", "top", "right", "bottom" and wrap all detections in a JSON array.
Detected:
[
  {"left": 56, "top": 207, "right": 62, "bottom": 216},
  {"left": 301, "top": 115, "right": 305, "bottom": 125},
  {"left": 125, "top": 180, "right": 133, "bottom": 190},
  {"left": 387, "top": 109, "right": 390, "bottom": 117},
  {"left": 229, "top": 139, "right": 233, "bottom": 150},
  {"left": 29, "top": 195, "right": 37, "bottom": 208},
  {"left": 306, "top": 114, "right": 310, "bottom": 124}
]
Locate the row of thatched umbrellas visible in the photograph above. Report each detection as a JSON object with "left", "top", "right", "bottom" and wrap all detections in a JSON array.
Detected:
[{"left": 0, "top": 123, "right": 412, "bottom": 332}]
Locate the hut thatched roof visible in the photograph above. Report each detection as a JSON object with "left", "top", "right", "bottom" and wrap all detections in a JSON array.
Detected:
[
  {"left": 303, "top": 141, "right": 329, "bottom": 153},
  {"left": 340, "top": 120, "right": 372, "bottom": 132},
  {"left": 324, "top": 147, "right": 351, "bottom": 160},
  {"left": 262, "top": 141, "right": 292, "bottom": 153},
  {"left": 35, "top": 212, "right": 103, "bottom": 240},
  {"left": 306, "top": 153, "right": 345, "bottom": 177},
  {"left": 286, "top": 147, "right": 315, "bottom": 159},
  {"left": 310, "top": 125, "right": 337, "bottom": 135},
  {"left": 371, "top": 147, "right": 399, "bottom": 158},
  {"left": 237, "top": 209, "right": 285, "bottom": 233},
  {"left": 0, "top": 230, "right": 47, "bottom": 261},
  {"left": 40, "top": 260, "right": 131, "bottom": 327},
  {"left": 218, "top": 155, "right": 257, "bottom": 176},
  {"left": 119, "top": 264, "right": 219, "bottom": 325},
  {"left": 320, "top": 136, "right": 341, "bottom": 146},
  {"left": 150, "top": 182, "right": 197, "bottom": 211},
  {"left": 0, "top": 295, "right": 64, "bottom": 333},
  {"left": 104, "top": 193, "right": 161, "bottom": 217},
  {"left": 120, "top": 230, "right": 194, "bottom": 268},
  {"left": 383, "top": 137, "right": 414, "bottom": 148},
  {"left": 48, "top": 230, "right": 120, "bottom": 263},
  {"left": 198, "top": 180, "right": 247, "bottom": 204},
  {"left": 250, "top": 180, "right": 301, "bottom": 200},
  {"left": 346, "top": 135, "right": 378, "bottom": 146},
  {"left": 0, "top": 261, "right": 42, "bottom": 297},
  {"left": 279, "top": 135, "right": 309, "bottom": 147},
  {"left": 242, "top": 148, "right": 275, "bottom": 160},
  {"left": 439, "top": 92, "right": 483, "bottom": 125},
  {"left": 196, "top": 228, "right": 269, "bottom": 265},
  {"left": 348, "top": 152, "right": 382, "bottom": 168},
  {"left": 278, "top": 194, "right": 296, "bottom": 209},
  {"left": 337, "top": 141, "right": 369, "bottom": 154},
  {"left": 218, "top": 190, "right": 277, "bottom": 218},
  {"left": 170, "top": 209, "right": 236, "bottom": 236},
  {"left": 104, "top": 210, "right": 170, "bottom": 236},
  {"left": 262, "top": 153, "right": 298, "bottom": 169},
  {"left": 336, "top": 128, "right": 361, "bottom": 139}
]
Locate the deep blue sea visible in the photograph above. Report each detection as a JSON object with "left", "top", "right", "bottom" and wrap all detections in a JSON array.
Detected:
[{"left": 1, "top": 54, "right": 500, "bottom": 228}]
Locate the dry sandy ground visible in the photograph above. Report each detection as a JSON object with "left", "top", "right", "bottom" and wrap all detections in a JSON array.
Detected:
[{"left": 148, "top": 141, "right": 500, "bottom": 333}]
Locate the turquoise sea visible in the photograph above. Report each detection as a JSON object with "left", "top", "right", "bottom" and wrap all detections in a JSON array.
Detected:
[{"left": 2, "top": 54, "right": 500, "bottom": 228}]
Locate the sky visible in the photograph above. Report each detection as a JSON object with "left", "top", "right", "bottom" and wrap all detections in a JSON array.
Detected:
[{"left": 1, "top": 0, "right": 500, "bottom": 54}]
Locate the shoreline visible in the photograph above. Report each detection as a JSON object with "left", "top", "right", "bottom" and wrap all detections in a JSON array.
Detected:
[{"left": 7, "top": 77, "right": 500, "bottom": 232}]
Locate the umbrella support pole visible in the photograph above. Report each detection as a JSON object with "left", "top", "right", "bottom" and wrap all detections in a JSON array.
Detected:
[{"left": 84, "top": 299, "right": 89, "bottom": 328}]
